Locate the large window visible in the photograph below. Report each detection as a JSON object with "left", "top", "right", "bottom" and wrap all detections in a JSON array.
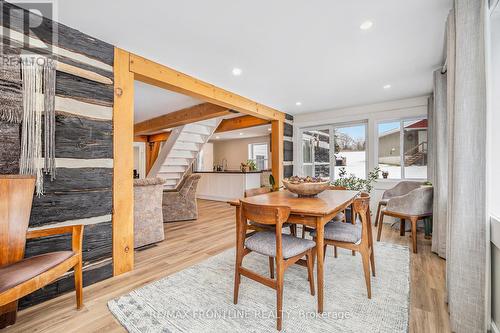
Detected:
[
  {"left": 301, "top": 123, "right": 367, "bottom": 180},
  {"left": 248, "top": 143, "right": 269, "bottom": 170},
  {"left": 377, "top": 118, "right": 428, "bottom": 179}
]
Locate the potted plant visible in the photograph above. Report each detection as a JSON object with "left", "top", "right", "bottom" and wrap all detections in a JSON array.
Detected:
[{"left": 331, "top": 167, "right": 381, "bottom": 193}]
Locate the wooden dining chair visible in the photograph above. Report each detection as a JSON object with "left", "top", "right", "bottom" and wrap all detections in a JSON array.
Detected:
[
  {"left": 244, "top": 187, "right": 297, "bottom": 236},
  {"left": 0, "top": 176, "right": 84, "bottom": 328},
  {"left": 311, "top": 193, "right": 375, "bottom": 298},
  {"left": 234, "top": 202, "right": 316, "bottom": 331}
]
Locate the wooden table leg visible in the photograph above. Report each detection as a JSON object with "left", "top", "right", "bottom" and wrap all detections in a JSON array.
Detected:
[
  {"left": 233, "top": 204, "right": 243, "bottom": 304},
  {"left": 315, "top": 217, "right": 325, "bottom": 313}
]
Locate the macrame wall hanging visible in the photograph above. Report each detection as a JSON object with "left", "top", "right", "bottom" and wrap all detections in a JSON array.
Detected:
[{"left": 19, "top": 55, "right": 57, "bottom": 195}]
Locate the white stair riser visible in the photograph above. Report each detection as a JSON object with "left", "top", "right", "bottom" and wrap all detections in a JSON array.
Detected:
[
  {"left": 183, "top": 124, "right": 212, "bottom": 135},
  {"left": 178, "top": 133, "right": 205, "bottom": 144},
  {"left": 158, "top": 172, "right": 182, "bottom": 179},
  {"left": 173, "top": 142, "right": 200, "bottom": 151},
  {"left": 165, "top": 158, "right": 191, "bottom": 166},
  {"left": 160, "top": 166, "right": 187, "bottom": 173},
  {"left": 169, "top": 150, "right": 196, "bottom": 159}
]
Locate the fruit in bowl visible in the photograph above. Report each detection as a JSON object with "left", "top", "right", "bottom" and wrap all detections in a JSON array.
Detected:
[{"left": 282, "top": 176, "right": 330, "bottom": 197}]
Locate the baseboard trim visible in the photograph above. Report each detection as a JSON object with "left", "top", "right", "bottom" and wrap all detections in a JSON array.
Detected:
[{"left": 492, "top": 320, "right": 500, "bottom": 333}]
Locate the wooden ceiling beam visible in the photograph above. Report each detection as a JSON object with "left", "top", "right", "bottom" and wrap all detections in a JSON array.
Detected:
[
  {"left": 134, "top": 102, "right": 232, "bottom": 135},
  {"left": 215, "top": 115, "right": 271, "bottom": 133},
  {"left": 129, "top": 53, "right": 285, "bottom": 121}
]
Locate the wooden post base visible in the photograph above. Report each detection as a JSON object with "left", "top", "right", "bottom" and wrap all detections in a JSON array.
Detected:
[{"left": 0, "top": 302, "right": 18, "bottom": 329}]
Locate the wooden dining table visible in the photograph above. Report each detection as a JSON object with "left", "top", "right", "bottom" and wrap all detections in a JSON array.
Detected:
[{"left": 229, "top": 189, "right": 359, "bottom": 313}]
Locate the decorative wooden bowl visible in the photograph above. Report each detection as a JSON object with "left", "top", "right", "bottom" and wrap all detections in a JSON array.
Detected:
[{"left": 282, "top": 179, "right": 330, "bottom": 198}]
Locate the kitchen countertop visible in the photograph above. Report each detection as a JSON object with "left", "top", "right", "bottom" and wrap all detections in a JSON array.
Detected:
[{"left": 194, "top": 170, "right": 264, "bottom": 174}]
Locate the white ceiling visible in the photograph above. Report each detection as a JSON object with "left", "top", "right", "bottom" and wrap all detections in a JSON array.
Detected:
[
  {"left": 211, "top": 124, "right": 271, "bottom": 141},
  {"left": 134, "top": 81, "right": 201, "bottom": 123},
  {"left": 56, "top": 0, "right": 452, "bottom": 115}
]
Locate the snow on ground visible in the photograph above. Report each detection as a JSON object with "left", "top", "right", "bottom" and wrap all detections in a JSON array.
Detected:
[{"left": 335, "top": 151, "right": 427, "bottom": 180}]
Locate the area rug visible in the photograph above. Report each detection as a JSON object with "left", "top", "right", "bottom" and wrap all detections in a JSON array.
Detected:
[{"left": 108, "top": 242, "right": 409, "bottom": 333}]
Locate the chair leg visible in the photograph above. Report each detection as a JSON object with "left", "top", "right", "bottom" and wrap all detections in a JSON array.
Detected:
[
  {"left": 233, "top": 251, "right": 243, "bottom": 304},
  {"left": 410, "top": 216, "right": 418, "bottom": 253},
  {"left": 334, "top": 246, "right": 338, "bottom": 258},
  {"left": 377, "top": 211, "right": 384, "bottom": 241},
  {"left": 290, "top": 224, "right": 297, "bottom": 237},
  {"left": 360, "top": 249, "right": 372, "bottom": 299},
  {"left": 74, "top": 256, "right": 83, "bottom": 309},
  {"left": 323, "top": 244, "right": 327, "bottom": 263},
  {"left": 301, "top": 225, "right": 306, "bottom": 238},
  {"left": 306, "top": 251, "right": 315, "bottom": 296},
  {"left": 276, "top": 261, "right": 284, "bottom": 331},
  {"left": 269, "top": 257, "right": 275, "bottom": 279},
  {"left": 374, "top": 202, "right": 382, "bottom": 227},
  {"left": 400, "top": 218, "right": 406, "bottom": 236},
  {"left": 369, "top": 247, "right": 376, "bottom": 277}
]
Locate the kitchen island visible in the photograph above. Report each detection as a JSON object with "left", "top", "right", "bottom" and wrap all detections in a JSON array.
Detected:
[{"left": 195, "top": 171, "right": 262, "bottom": 201}]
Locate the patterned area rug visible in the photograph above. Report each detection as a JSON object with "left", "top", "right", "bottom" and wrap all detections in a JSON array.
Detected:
[{"left": 108, "top": 242, "right": 409, "bottom": 333}]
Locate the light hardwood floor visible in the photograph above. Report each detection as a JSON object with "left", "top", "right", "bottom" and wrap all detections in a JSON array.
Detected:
[{"left": 5, "top": 199, "right": 450, "bottom": 332}]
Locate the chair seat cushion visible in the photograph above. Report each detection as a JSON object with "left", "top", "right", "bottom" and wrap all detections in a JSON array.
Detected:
[
  {"left": 0, "top": 251, "right": 75, "bottom": 293},
  {"left": 310, "top": 221, "right": 362, "bottom": 244},
  {"left": 245, "top": 231, "right": 316, "bottom": 259}
]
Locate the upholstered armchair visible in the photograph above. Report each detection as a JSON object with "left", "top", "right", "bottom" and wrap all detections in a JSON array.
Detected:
[
  {"left": 162, "top": 174, "right": 201, "bottom": 223},
  {"left": 376, "top": 186, "right": 433, "bottom": 253},
  {"left": 374, "top": 181, "right": 424, "bottom": 227},
  {"left": 134, "top": 177, "right": 166, "bottom": 248}
]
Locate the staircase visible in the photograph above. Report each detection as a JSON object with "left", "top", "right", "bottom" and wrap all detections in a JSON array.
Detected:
[
  {"left": 147, "top": 118, "right": 220, "bottom": 189},
  {"left": 404, "top": 141, "right": 427, "bottom": 166}
]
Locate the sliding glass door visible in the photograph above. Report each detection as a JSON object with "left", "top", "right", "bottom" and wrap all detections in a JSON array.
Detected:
[{"left": 300, "top": 122, "right": 367, "bottom": 180}]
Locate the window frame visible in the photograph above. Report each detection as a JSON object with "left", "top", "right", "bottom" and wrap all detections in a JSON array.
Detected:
[
  {"left": 298, "top": 120, "right": 368, "bottom": 180},
  {"left": 375, "top": 115, "right": 428, "bottom": 180},
  {"left": 248, "top": 142, "right": 269, "bottom": 171}
]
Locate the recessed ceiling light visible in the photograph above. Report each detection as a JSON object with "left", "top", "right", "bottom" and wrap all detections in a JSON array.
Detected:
[
  {"left": 295, "top": 102, "right": 302, "bottom": 106},
  {"left": 360, "top": 20, "right": 374, "bottom": 30},
  {"left": 383, "top": 84, "right": 392, "bottom": 89},
  {"left": 239, "top": 132, "right": 244, "bottom": 136},
  {"left": 232, "top": 67, "right": 242, "bottom": 76},
  {"left": 215, "top": 136, "right": 220, "bottom": 139}
]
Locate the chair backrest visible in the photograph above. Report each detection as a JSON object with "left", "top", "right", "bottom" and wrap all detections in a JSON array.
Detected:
[
  {"left": 240, "top": 202, "right": 290, "bottom": 227},
  {"left": 353, "top": 193, "right": 372, "bottom": 243},
  {"left": 179, "top": 174, "right": 202, "bottom": 196},
  {"left": 383, "top": 181, "right": 424, "bottom": 199},
  {"left": 244, "top": 187, "right": 272, "bottom": 198},
  {"left": 0, "top": 175, "right": 35, "bottom": 266}
]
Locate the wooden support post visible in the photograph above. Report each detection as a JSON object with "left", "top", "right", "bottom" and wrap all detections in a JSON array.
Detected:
[
  {"left": 271, "top": 120, "right": 284, "bottom": 186},
  {"left": 112, "top": 48, "right": 134, "bottom": 276},
  {"left": 146, "top": 141, "right": 161, "bottom": 175}
]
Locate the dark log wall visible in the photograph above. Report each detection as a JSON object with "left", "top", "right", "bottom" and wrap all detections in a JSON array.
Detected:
[
  {"left": 284, "top": 113, "right": 294, "bottom": 178},
  {"left": 0, "top": 1, "right": 114, "bottom": 308}
]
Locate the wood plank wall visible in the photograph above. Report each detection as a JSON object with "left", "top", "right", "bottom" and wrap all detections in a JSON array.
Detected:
[
  {"left": 284, "top": 113, "right": 294, "bottom": 178},
  {"left": 0, "top": 2, "right": 114, "bottom": 308}
]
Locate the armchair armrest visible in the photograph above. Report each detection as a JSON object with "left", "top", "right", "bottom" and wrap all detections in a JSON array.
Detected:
[
  {"left": 385, "top": 187, "right": 433, "bottom": 217},
  {"left": 26, "top": 225, "right": 84, "bottom": 254}
]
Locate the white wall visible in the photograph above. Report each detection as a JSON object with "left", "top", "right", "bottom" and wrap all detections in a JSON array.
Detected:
[
  {"left": 488, "top": 5, "right": 500, "bottom": 331},
  {"left": 293, "top": 96, "right": 429, "bottom": 216},
  {"left": 212, "top": 136, "right": 270, "bottom": 170}
]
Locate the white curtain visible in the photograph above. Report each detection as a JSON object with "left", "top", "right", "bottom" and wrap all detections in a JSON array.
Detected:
[
  {"left": 430, "top": 69, "right": 448, "bottom": 259},
  {"left": 445, "top": 1, "right": 488, "bottom": 332}
]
